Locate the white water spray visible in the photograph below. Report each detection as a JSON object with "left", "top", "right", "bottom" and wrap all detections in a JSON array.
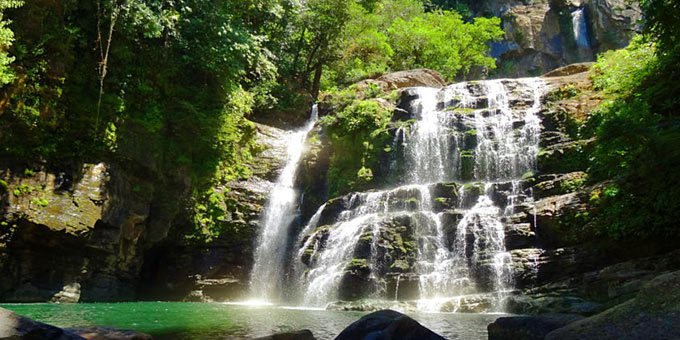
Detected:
[{"left": 250, "top": 105, "right": 319, "bottom": 302}]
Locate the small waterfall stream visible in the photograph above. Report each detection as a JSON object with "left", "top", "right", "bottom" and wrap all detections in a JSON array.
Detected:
[
  {"left": 571, "top": 8, "right": 591, "bottom": 49},
  {"left": 249, "top": 105, "right": 319, "bottom": 302},
  {"left": 293, "top": 78, "right": 545, "bottom": 311}
]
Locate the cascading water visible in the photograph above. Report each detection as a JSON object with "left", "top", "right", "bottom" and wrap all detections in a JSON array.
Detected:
[
  {"left": 571, "top": 8, "right": 591, "bottom": 49},
  {"left": 249, "top": 105, "right": 319, "bottom": 302},
  {"left": 294, "top": 79, "right": 545, "bottom": 311}
]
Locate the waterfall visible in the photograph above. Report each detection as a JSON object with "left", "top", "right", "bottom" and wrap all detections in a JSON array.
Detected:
[
  {"left": 295, "top": 79, "right": 545, "bottom": 311},
  {"left": 249, "top": 105, "right": 318, "bottom": 302},
  {"left": 571, "top": 8, "right": 591, "bottom": 49}
]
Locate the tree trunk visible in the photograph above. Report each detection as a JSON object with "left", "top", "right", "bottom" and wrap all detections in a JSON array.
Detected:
[{"left": 311, "top": 62, "right": 323, "bottom": 101}]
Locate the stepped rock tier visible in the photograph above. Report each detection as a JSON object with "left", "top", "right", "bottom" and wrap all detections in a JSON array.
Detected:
[{"left": 251, "top": 78, "right": 548, "bottom": 311}]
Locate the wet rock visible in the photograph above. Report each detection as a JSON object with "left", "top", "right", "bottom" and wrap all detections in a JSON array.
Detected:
[
  {"left": 51, "top": 282, "right": 81, "bottom": 303},
  {"left": 531, "top": 193, "right": 589, "bottom": 247},
  {"left": 339, "top": 265, "right": 373, "bottom": 301},
  {"left": 68, "top": 327, "right": 153, "bottom": 340},
  {"left": 537, "top": 139, "right": 593, "bottom": 175},
  {"left": 254, "top": 330, "right": 315, "bottom": 340},
  {"left": 539, "top": 131, "right": 572, "bottom": 147},
  {"left": 327, "top": 300, "right": 416, "bottom": 313},
  {"left": 546, "top": 270, "right": 680, "bottom": 339},
  {"left": 505, "top": 294, "right": 603, "bottom": 316},
  {"left": 391, "top": 107, "right": 412, "bottom": 122},
  {"left": 488, "top": 314, "right": 584, "bottom": 340},
  {"left": 336, "top": 309, "right": 445, "bottom": 340},
  {"left": 440, "top": 294, "right": 495, "bottom": 313},
  {"left": 533, "top": 171, "right": 588, "bottom": 198},
  {"left": 385, "top": 274, "right": 420, "bottom": 301},
  {"left": 505, "top": 223, "right": 536, "bottom": 250},
  {"left": 0, "top": 307, "right": 83, "bottom": 339}
]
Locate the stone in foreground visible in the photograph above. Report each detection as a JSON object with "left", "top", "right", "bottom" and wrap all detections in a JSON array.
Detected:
[
  {"left": 68, "top": 327, "right": 153, "bottom": 340},
  {"left": 336, "top": 310, "right": 444, "bottom": 340},
  {"left": 0, "top": 307, "right": 83, "bottom": 339},
  {"left": 487, "top": 314, "right": 583, "bottom": 340},
  {"left": 546, "top": 271, "right": 680, "bottom": 339},
  {"left": 254, "top": 329, "right": 315, "bottom": 340}
]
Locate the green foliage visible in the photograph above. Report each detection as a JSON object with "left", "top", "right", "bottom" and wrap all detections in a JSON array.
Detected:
[
  {"left": 0, "top": 0, "right": 504, "bottom": 242},
  {"left": 560, "top": 175, "right": 587, "bottom": 192},
  {"left": 583, "top": 33, "right": 680, "bottom": 240},
  {"left": 0, "top": 0, "right": 22, "bottom": 85},
  {"left": 545, "top": 84, "right": 579, "bottom": 102},
  {"left": 348, "top": 258, "right": 369, "bottom": 270},
  {"left": 321, "top": 87, "right": 393, "bottom": 197},
  {"left": 590, "top": 36, "right": 657, "bottom": 97},
  {"left": 641, "top": 0, "right": 680, "bottom": 53},
  {"left": 331, "top": 3, "right": 502, "bottom": 84},
  {"left": 12, "top": 183, "right": 32, "bottom": 197},
  {"left": 30, "top": 196, "right": 48, "bottom": 208}
]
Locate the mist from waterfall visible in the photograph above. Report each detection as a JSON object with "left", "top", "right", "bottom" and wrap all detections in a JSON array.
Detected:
[{"left": 249, "top": 105, "right": 319, "bottom": 302}]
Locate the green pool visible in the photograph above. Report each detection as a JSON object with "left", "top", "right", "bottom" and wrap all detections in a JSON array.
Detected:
[{"left": 1, "top": 302, "right": 504, "bottom": 339}]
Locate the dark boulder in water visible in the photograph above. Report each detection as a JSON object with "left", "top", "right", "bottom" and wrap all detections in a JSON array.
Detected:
[
  {"left": 68, "top": 327, "right": 153, "bottom": 340},
  {"left": 335, "top": 309, "right": 444, "bottom": 340},
  {"left": 0, "top": 307, "right": 83, "bottom": 339},
  {"left": 255, "top": 329, "right": 316, "bottom": 340}
]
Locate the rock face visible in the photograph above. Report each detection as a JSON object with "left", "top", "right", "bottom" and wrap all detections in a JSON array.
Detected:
[
  {"left": 481, "top": 0, "right": 642, "bottom": 76},
  {"left": 336, "top": 310, "right": 445, "bottom": 340},
  {"left": 0, "top": 121, "right": 289, "bottom": 303},
  {"left": 136, "top": 122, "right": 289, "bottom": 302},
  {"left": 0, "top": 162, "right": 159, "bottom": 302},
  {"left": 546, "top": 271, "right": 680, "bottom": 339},
  {"left": 488, "top": 314, "right": 584, "bottom": 340}
]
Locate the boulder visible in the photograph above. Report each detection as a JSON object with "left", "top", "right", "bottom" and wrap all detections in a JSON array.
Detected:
[
  {"left": 253, "top": 330, "right": 315, "bottom": 340},
  {"left": 68, "top": 327, "right": 152, "bottom": 340},
  {"left": 336, "top": 310, "right": 445, "bottom": 340},
  {"left": 0, "top": 307, "right": 83, "bottom": 339},
  {"left": 326, "top": 300, "right": 416, "bottom": 313},
  {"left": 51, "top": 283, "right": 82, "bottom": 303},
  {"left": 543, "top": 63, "right": 593, "bottom": 77},
  {"left": 488, "top": 314, "right": 584, "bottom": 340},
  {"left": 546, "top": 270, "right": 680, "bottom": 339},
  {"left": 376, "top": 69, "right": 446, "bottom": 90}
]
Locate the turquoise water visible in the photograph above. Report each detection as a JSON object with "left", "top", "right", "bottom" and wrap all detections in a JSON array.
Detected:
[{"left": 1, "top": 302, "right": 503, "bottom": 339}]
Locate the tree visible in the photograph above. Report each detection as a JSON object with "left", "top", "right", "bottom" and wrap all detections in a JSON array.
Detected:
[
  {"left": 326, "top": 1, "right": 502, "bottom": 85},
  {"left": 0, "top": 0, "right": 22, "bottom": 85}
]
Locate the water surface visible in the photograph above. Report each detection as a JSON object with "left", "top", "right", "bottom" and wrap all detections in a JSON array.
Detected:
[{"left": 1, "top": 302, "right": 503, "bottom": 339}]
